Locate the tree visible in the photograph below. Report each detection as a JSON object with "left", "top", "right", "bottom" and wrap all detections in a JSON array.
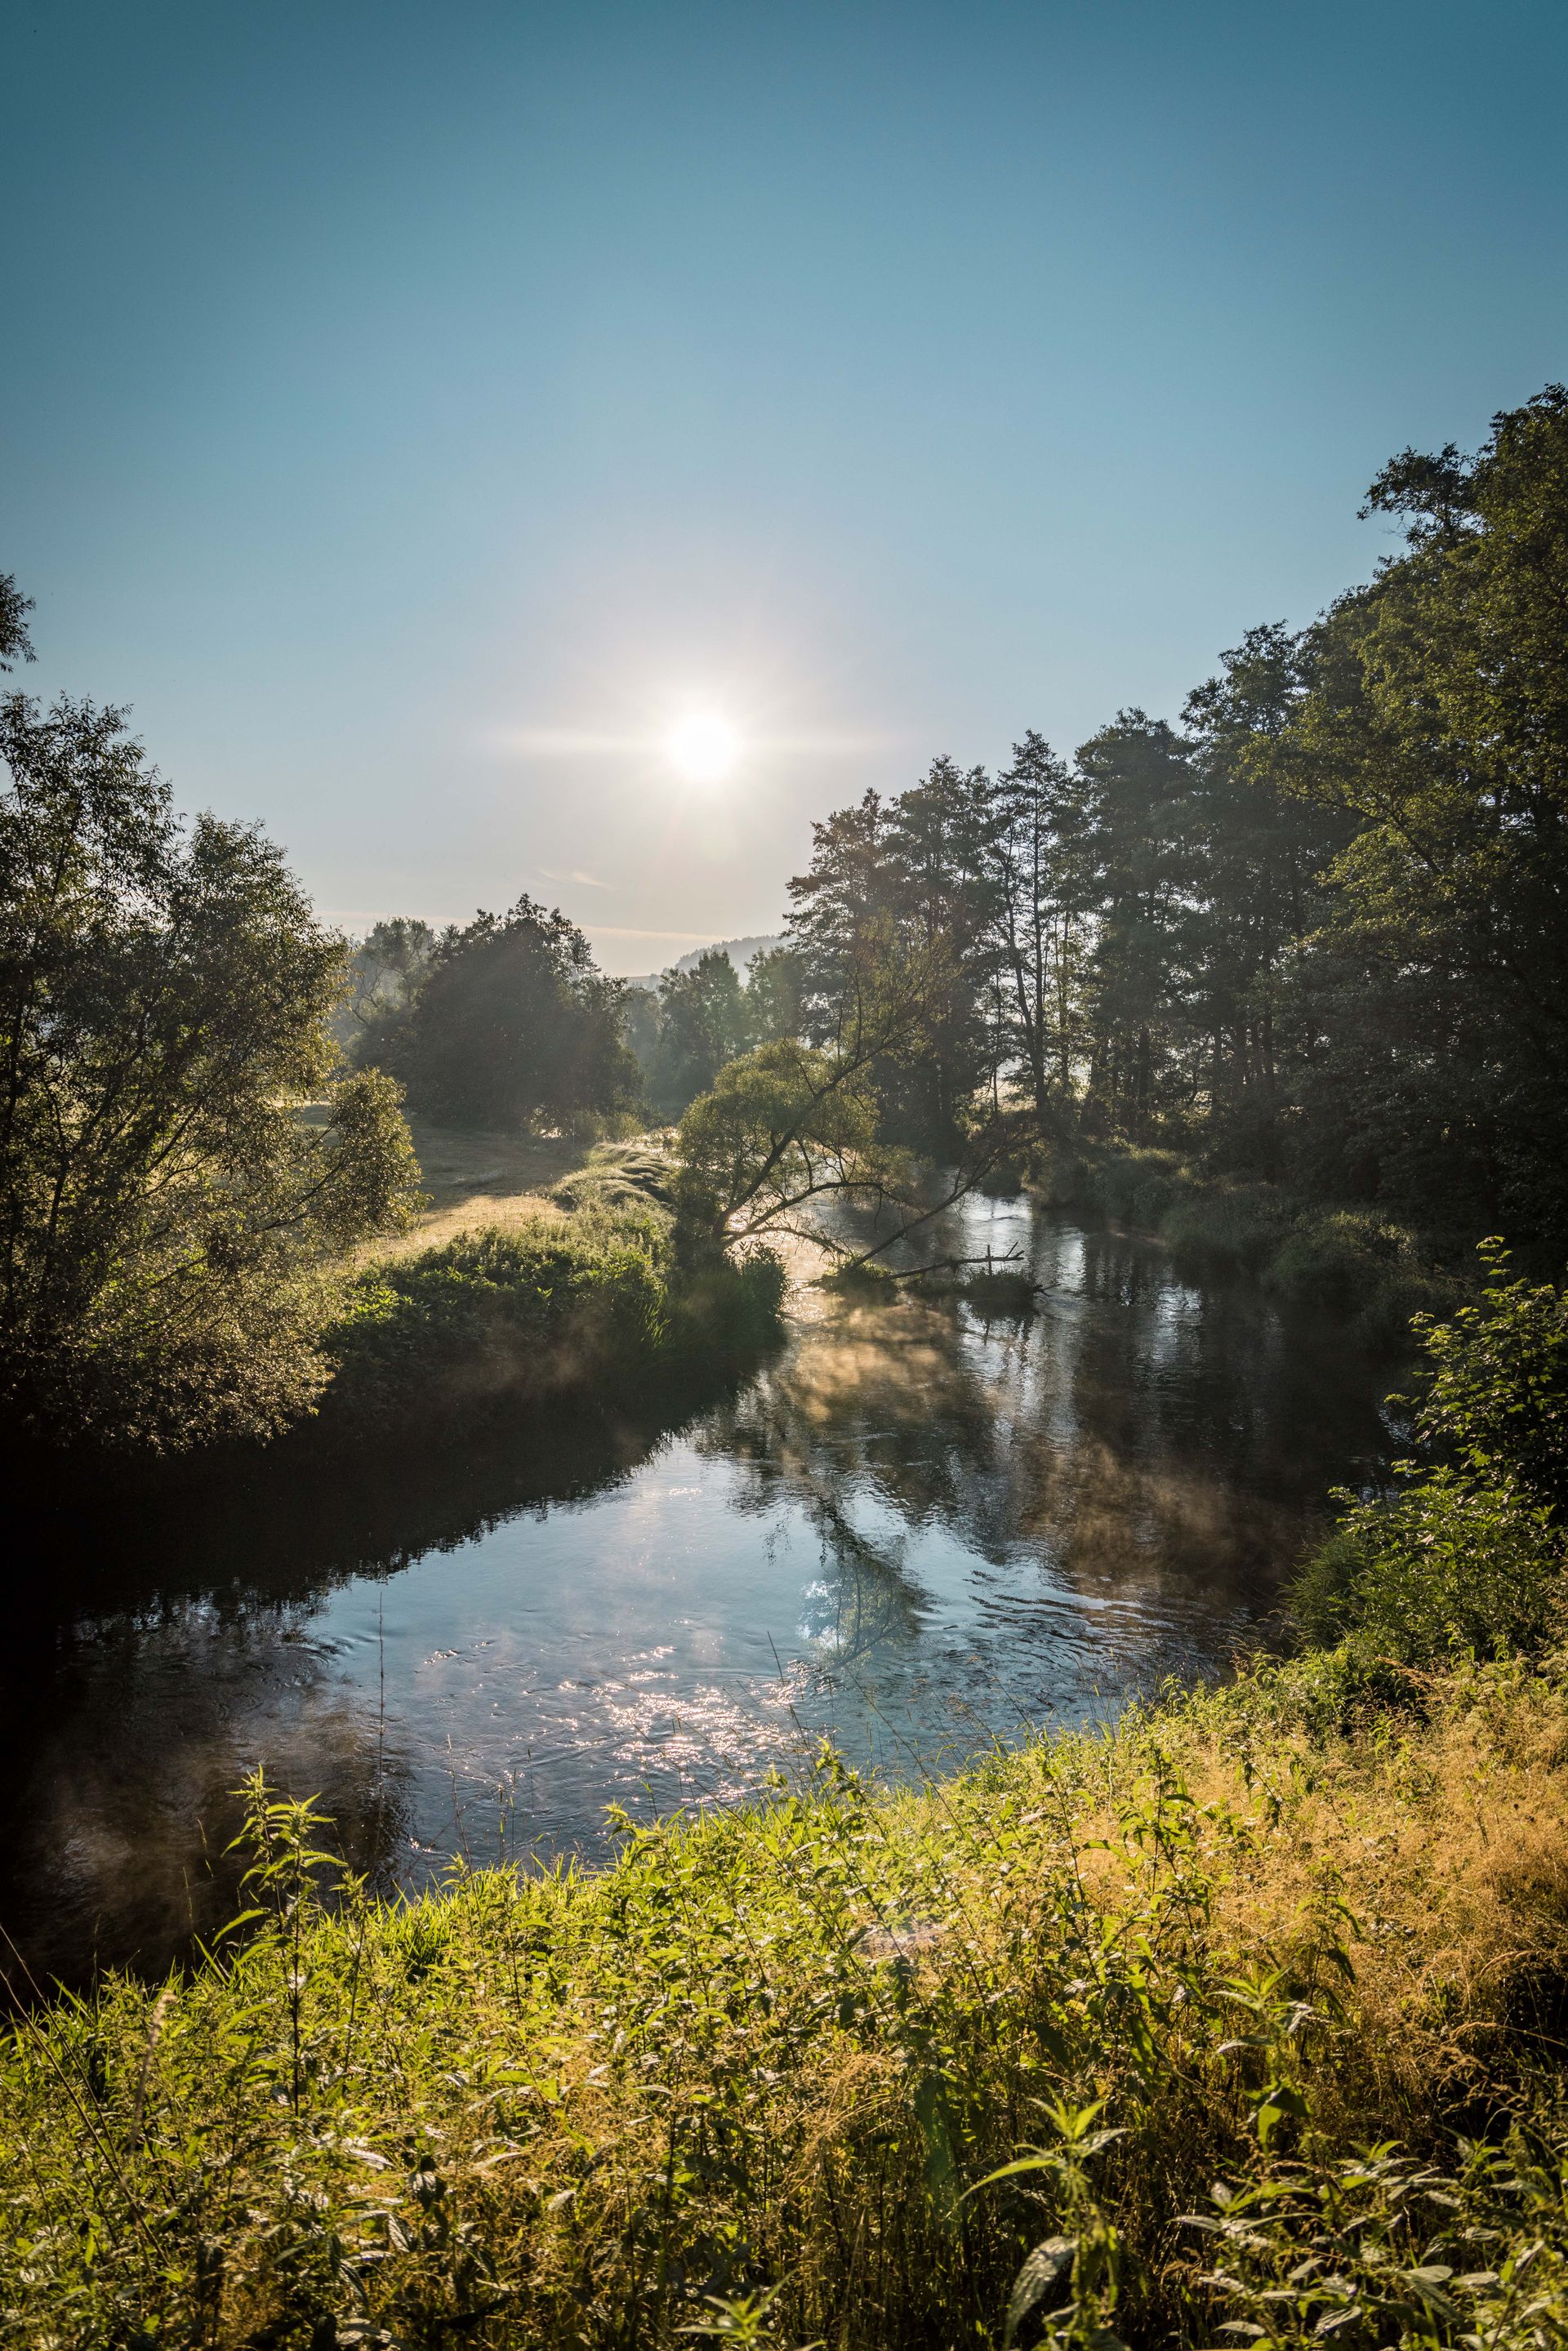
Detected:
[
  {"left": 742, "top": 945, "right": 806, "bottom": 1046},
  {"left": 0, "top": 573, "right": 34, "bottom": 671},
  {"left": 786, "top": 764, "right": 998, "bottom": 1156},
  {"left": 987, "top": 732, "right": 1091, "bottom": 1135},
  {"left": 0, "top": 690, "right": 419, "bottom": 1449},
  {"left": 644, "top": 950, "right": 748, "bottom": 1118},
  {"left": 675, "top": 954, "right": 1020, "bottom": 1271},
  {"left": 1276, "top": 386, "right": 1568, "bottom": 1233},
  {"left": 365, "top": 896, "right": 642, "bottom": 1134},
  {"left": 1178, "top": 626, "right": 1350, "bottom": 1170},
  {"left": 1074, "top": 711, "right": 1193, "bottom": 1140},
  {"left": 332, "top": 915, "right": 435, "bottom": 1053}
]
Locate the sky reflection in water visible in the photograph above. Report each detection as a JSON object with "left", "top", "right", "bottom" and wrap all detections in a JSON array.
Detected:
[{"left": 2, "top": 1203, "right": 1395, "bottom": 1983}]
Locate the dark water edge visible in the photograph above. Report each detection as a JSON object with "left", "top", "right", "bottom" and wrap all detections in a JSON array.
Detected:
[{"left": 0, "top": 1202, "right": 1400, "bottom": 1993}]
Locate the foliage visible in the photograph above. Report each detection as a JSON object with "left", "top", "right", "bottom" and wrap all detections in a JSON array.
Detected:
[
  {"left": 323, "top": 1187, "right": 783, "bottom": 1428},
  {"left": 671, "top": 990, "right": 1018, "bottom": 1276},
  {"left": 786, "top": 764, "right": 1000, "bottom": 1155},
  {"left": 1038, "top": 1147, "right": 1460, "bottom": 1351},
  {"left": 1279, "top": 388, "right": 1568, "bottom": 1237},
  {"left": 774, "top": 386, "right": 1568, "bottom": 1267},
  {"left": 626, "top": 948, "right": 809, "bottom": 1121},
  {"left": 5, "top": 1659, "right": 1568, "bottom": 2346},
  {"left": 1290, "top": 1241, "right": 1568, "bottom": 1661},
  {"left": 675, "top": 1037, "right": 879, "bottom": 1236},
  {"left": 330, "top": 915, "right": 434, "bottom": 1052},
  {"left": 327, "top": 1209, "right": 670, "bottom": 1424},
  {"left": 0, "top": 689, "right": 420, "bottom": 1449},
  {"left": 642, "top": 951, "right": 751, "bottom": 1119},
  {"left": 0, "top": 570, "right": 34, "bottom": 669},
  {"left": 360, "top": 896, "right": 643, "bottom": 1137},
  {"left": 1411, "top": 1239, "right": 1568, "bottom": 1512},
  {"left": 1290, "top": 1470, "right": 1566, "bottom": 1663}
]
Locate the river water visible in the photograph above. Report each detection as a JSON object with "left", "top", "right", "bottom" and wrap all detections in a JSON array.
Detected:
[{"left": 1, "top": 1196, "right": 1396, "bottom": 1988}]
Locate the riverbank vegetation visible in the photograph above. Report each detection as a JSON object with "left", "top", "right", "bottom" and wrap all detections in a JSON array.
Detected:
[
  {"left": 8, "top": 385, "right": 1567, "bottom": 1451},
  {"left": 1032, "top": 1145, "right": 1464, "bottom": 1350},
  {"left": 3, "top": 1252, "right": 1568, "bottom": 2347},
  {"left": 320, "top": 1147, "right": 782, "bottom": 1435},
  {"left": 0, "top": 618, "right": 421, "bottom": 1453}
]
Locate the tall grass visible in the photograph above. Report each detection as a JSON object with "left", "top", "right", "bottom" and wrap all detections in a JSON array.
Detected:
[
  {"left": 320, "top": 1146, "right": 783, "bottom": 1428},
  {"left": 2, "top": 1647, "right": 1567, "bottom": 2348}
]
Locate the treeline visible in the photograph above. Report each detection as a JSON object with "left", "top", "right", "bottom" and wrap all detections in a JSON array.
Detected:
[
  {"left": 357, "top": 385, "right": 1568, "bottom": 1260},
  {"left": 773, "top": 385, "right": 1568, "bottom": 1251},
  {"left": 338, "top": 919, "right": 804, "bottom": 1130}
]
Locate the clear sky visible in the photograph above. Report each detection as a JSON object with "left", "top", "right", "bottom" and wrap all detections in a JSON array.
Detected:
[{"left": 5, "top": 2, "right": 1566, "bottom": 970}]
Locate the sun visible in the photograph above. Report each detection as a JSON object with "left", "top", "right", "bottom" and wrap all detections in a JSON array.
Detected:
[{"left": 666, "top": 711, "right": 740, "bottom": 782}]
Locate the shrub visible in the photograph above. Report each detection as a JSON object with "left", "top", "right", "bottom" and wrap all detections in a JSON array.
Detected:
[
  {"left": 1412, "top": 1237, "right": 1568, "bottom": 1511},
  {"left": 324, "top": 1210, "right": 671, "bottom": 1424},
  {"left": 1290, "top": 1470, "right": 1567, "bottom": 1663}
]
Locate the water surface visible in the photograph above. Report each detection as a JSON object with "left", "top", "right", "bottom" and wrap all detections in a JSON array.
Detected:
[{"left": 2, "top": 1200, "right": 1395, "bottom": 1986}]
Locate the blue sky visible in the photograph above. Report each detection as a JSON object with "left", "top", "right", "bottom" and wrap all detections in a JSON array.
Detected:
[{"left": 4, "top": 2, "right": 1566, "bottom": 968}]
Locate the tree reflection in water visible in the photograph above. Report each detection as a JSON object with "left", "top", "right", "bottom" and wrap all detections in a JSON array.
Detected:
[{"left": 1, "top": 1205, "right": 1394, "bottom": 1989}]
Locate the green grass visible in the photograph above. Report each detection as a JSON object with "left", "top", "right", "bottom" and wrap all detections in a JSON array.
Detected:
[
  {"left": 3, "top": 1652, "right": 1568, "bottom": 2349},
  {"left": 319, "top": 1157, "right": 782, "bottom": 1429}
]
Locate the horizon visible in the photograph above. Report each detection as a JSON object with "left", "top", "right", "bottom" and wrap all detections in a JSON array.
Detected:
[{"left": 6, "top": 2, "right": 1568, "bottom": 973}]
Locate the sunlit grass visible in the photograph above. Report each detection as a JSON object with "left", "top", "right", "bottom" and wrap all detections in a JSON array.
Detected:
[{"left": 5, "top": 1650, "right": 1568, "bottom": 2346}]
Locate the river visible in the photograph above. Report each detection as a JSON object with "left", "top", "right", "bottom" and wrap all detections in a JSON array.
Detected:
[{"left": 1, "top": 1194, "right": 1396, "bottom": 1988}]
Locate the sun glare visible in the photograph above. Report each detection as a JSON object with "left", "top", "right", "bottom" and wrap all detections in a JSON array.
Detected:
[{"left": 666, "top": 711, "right": 740, "bottom": 782}]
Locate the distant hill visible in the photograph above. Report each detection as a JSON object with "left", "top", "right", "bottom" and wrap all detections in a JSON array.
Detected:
[{"left": 624, "top": 933, "right": 785, "bottom": 989}]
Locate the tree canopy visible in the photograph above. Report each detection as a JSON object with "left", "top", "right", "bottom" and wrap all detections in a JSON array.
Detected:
[
  {"left": 752, "top": 386, "right": 1568, "bottom": 1254},
  {"left": 0, "top": 688, "right": 419, "bottom": 1449},
  {"left": 359, "top": 897, "right": 642, "bottom": 1135}
]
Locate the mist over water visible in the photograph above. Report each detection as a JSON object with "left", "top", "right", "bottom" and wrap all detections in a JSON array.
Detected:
[{"left": 2, "top": 1199, "right": 1394, "bottom": 1988}]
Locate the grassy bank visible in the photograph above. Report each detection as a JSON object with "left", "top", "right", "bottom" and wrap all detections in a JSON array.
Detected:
[
  {"left": 4, "top": 1256, "right": 1566, "bottom": 2350},
  {"left": 1033, "top": 1146, "right": 1465, "bottom": 1350},
  {"left": 3, "top": 1650, "right": 1568, "bottom": 2349},
  {"left": 318, "top": 1143, "right": 782, "bottom": 1430}
]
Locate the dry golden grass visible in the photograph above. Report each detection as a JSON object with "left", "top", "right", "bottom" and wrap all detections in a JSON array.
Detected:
[
  {"left": 349, "top": 1118, "right": 592, "bottom": 1262},
  {"left": 7, "top": 1657, "right": 1568, "bottom": 2347}
]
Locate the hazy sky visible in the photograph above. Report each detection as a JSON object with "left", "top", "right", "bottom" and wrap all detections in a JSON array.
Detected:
[{"left": 5, "top": 3, "right": 1566, "bottom": 970}]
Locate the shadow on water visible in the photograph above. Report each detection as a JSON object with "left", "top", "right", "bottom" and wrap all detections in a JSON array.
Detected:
[
  {"left": 0, "top": 1204, "right": 1398, "bottom": 1991},
  {"left": 0, "top": 1368, "right": 757, "bottom": 1992}
]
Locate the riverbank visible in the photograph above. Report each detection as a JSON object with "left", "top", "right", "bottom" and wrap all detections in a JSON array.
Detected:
[
  {"left": 3, "top": 1641, "right": 1566, "bottom": 2348},
  {"left": 1031, "top": 1144, "right": 1466, "bottom": 1349},
  {"left": 2, "top": 1251, "right": 1564, "bottom": 2344},
  {"left": 318, "top": 1141, "right": 783, "bottom": 1433}
]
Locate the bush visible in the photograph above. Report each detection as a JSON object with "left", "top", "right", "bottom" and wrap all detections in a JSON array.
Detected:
[
  {"left": 1035, "top": 1147, "right": 1466, "bottom": 1354},
  {"left": 324, "top": 1209, "right": 671, "bottom": 1424},
  {"left": 1288, "top": 1242, "right": 1568, "bottom": 1663},
  {"left": 1290, "top": 1470, "right": 1567, "bottom": 1663},
  {"left": 1162, "top": 1180, "right": 1297, "bottom": 1274},
  {"left": 322, "top": 1202, "right": 786, "bottom": 1429},
  {"left": 1413, "top": 1237, "right": 1568, "bottom": 1510}
]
